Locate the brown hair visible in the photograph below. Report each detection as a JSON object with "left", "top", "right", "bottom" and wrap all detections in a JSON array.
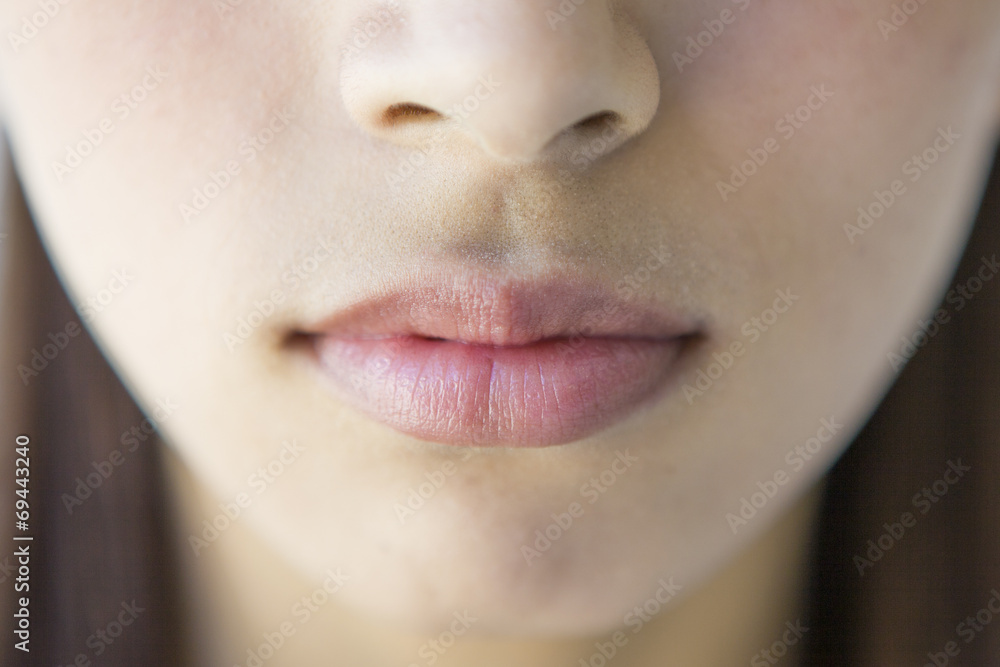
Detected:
[
  {"left": 806, "top": 146, "right": 1000, "bottom": 664},
  {"left": 1, "top": 143, "right": 999, "bottom": 665},
  {"left": 0, "top": 156, "right": 184, "bottom": 665}
]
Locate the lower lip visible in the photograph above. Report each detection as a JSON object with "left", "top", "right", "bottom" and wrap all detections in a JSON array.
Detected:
[{"left": 310, "top": 335, "right": 686, "bottom": 447}]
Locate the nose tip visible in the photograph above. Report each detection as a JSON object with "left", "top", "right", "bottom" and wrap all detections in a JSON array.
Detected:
[{"left": 338, "top": 1, "right": 660, "bottom": 165}]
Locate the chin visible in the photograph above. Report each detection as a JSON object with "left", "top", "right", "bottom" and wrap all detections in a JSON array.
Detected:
[{"left": 275, "top": 495, "right": 684, "bottom": 637}]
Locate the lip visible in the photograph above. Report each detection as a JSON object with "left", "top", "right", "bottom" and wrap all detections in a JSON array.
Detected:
[{"left": 294, "top": 274, "right": 703, "bottom": 447}]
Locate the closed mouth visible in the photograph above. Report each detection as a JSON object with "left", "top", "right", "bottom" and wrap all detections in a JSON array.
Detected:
[{"left": 289, "top": 273, "right": 705, "bottom": 447}]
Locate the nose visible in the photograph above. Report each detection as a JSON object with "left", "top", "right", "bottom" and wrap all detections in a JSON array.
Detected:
[{"left": 339, "top": 0, "right": 661, "bottom": 164}]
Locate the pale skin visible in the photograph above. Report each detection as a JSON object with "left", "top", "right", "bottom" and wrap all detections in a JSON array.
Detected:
[{"left": 2, "top": 1, "right": 1000, "bottom": 665}]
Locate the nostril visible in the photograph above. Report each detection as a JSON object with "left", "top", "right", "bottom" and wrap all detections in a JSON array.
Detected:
[
  {"left": 380, "top": 103, "right": 443, "bottom": 126},
  {"left": 571, "top": 111, "right": 620, "bottom": 132}
]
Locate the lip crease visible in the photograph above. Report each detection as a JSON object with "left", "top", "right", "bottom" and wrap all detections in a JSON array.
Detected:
[{"left": 295, "top": 275, "right": 703, "bottom": 448}]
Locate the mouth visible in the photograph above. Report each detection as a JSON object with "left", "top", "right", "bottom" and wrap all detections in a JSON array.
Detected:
[{"left": 290, "top": 274, "right": 705, "bottom": 447}]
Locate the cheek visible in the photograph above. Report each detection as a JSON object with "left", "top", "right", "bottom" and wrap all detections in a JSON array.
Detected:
[
  {"left": 1, "top": 0, "right": 310, "bottom": 230},
  {"left": 0, "top": 1, "right": 325, "bottom": 342},
  {"left": 620, "top": 0, "right": 999, "bottom": 509},
  {"left": 654, "top": 1, "right": 977, "bottom": 161},
  {"left": 643, "top": 1, "right": 993, "bottom": 285}
]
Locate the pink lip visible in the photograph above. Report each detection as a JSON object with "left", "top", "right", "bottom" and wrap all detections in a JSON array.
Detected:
[{"left": 297, "top": 275, "right": 702, "bottom": 447}]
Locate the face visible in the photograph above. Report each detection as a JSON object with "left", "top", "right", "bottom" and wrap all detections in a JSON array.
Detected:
[{"left": 3, "top": 0, "right": 1000, "bottom": 635}]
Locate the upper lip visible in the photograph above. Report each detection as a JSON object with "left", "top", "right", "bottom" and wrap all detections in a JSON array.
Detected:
[{"left": 297, "top": 271, "right": 704, "bottom": 345}]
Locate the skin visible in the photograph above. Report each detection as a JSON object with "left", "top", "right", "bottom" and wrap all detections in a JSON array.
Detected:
[{"left": 2, "top": 0, "right": 1000, "bottom": 664}]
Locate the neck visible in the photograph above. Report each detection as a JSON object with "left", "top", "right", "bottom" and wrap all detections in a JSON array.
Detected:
[{"left": 165, "top": 449, "right": 821, "bottom": 667}]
